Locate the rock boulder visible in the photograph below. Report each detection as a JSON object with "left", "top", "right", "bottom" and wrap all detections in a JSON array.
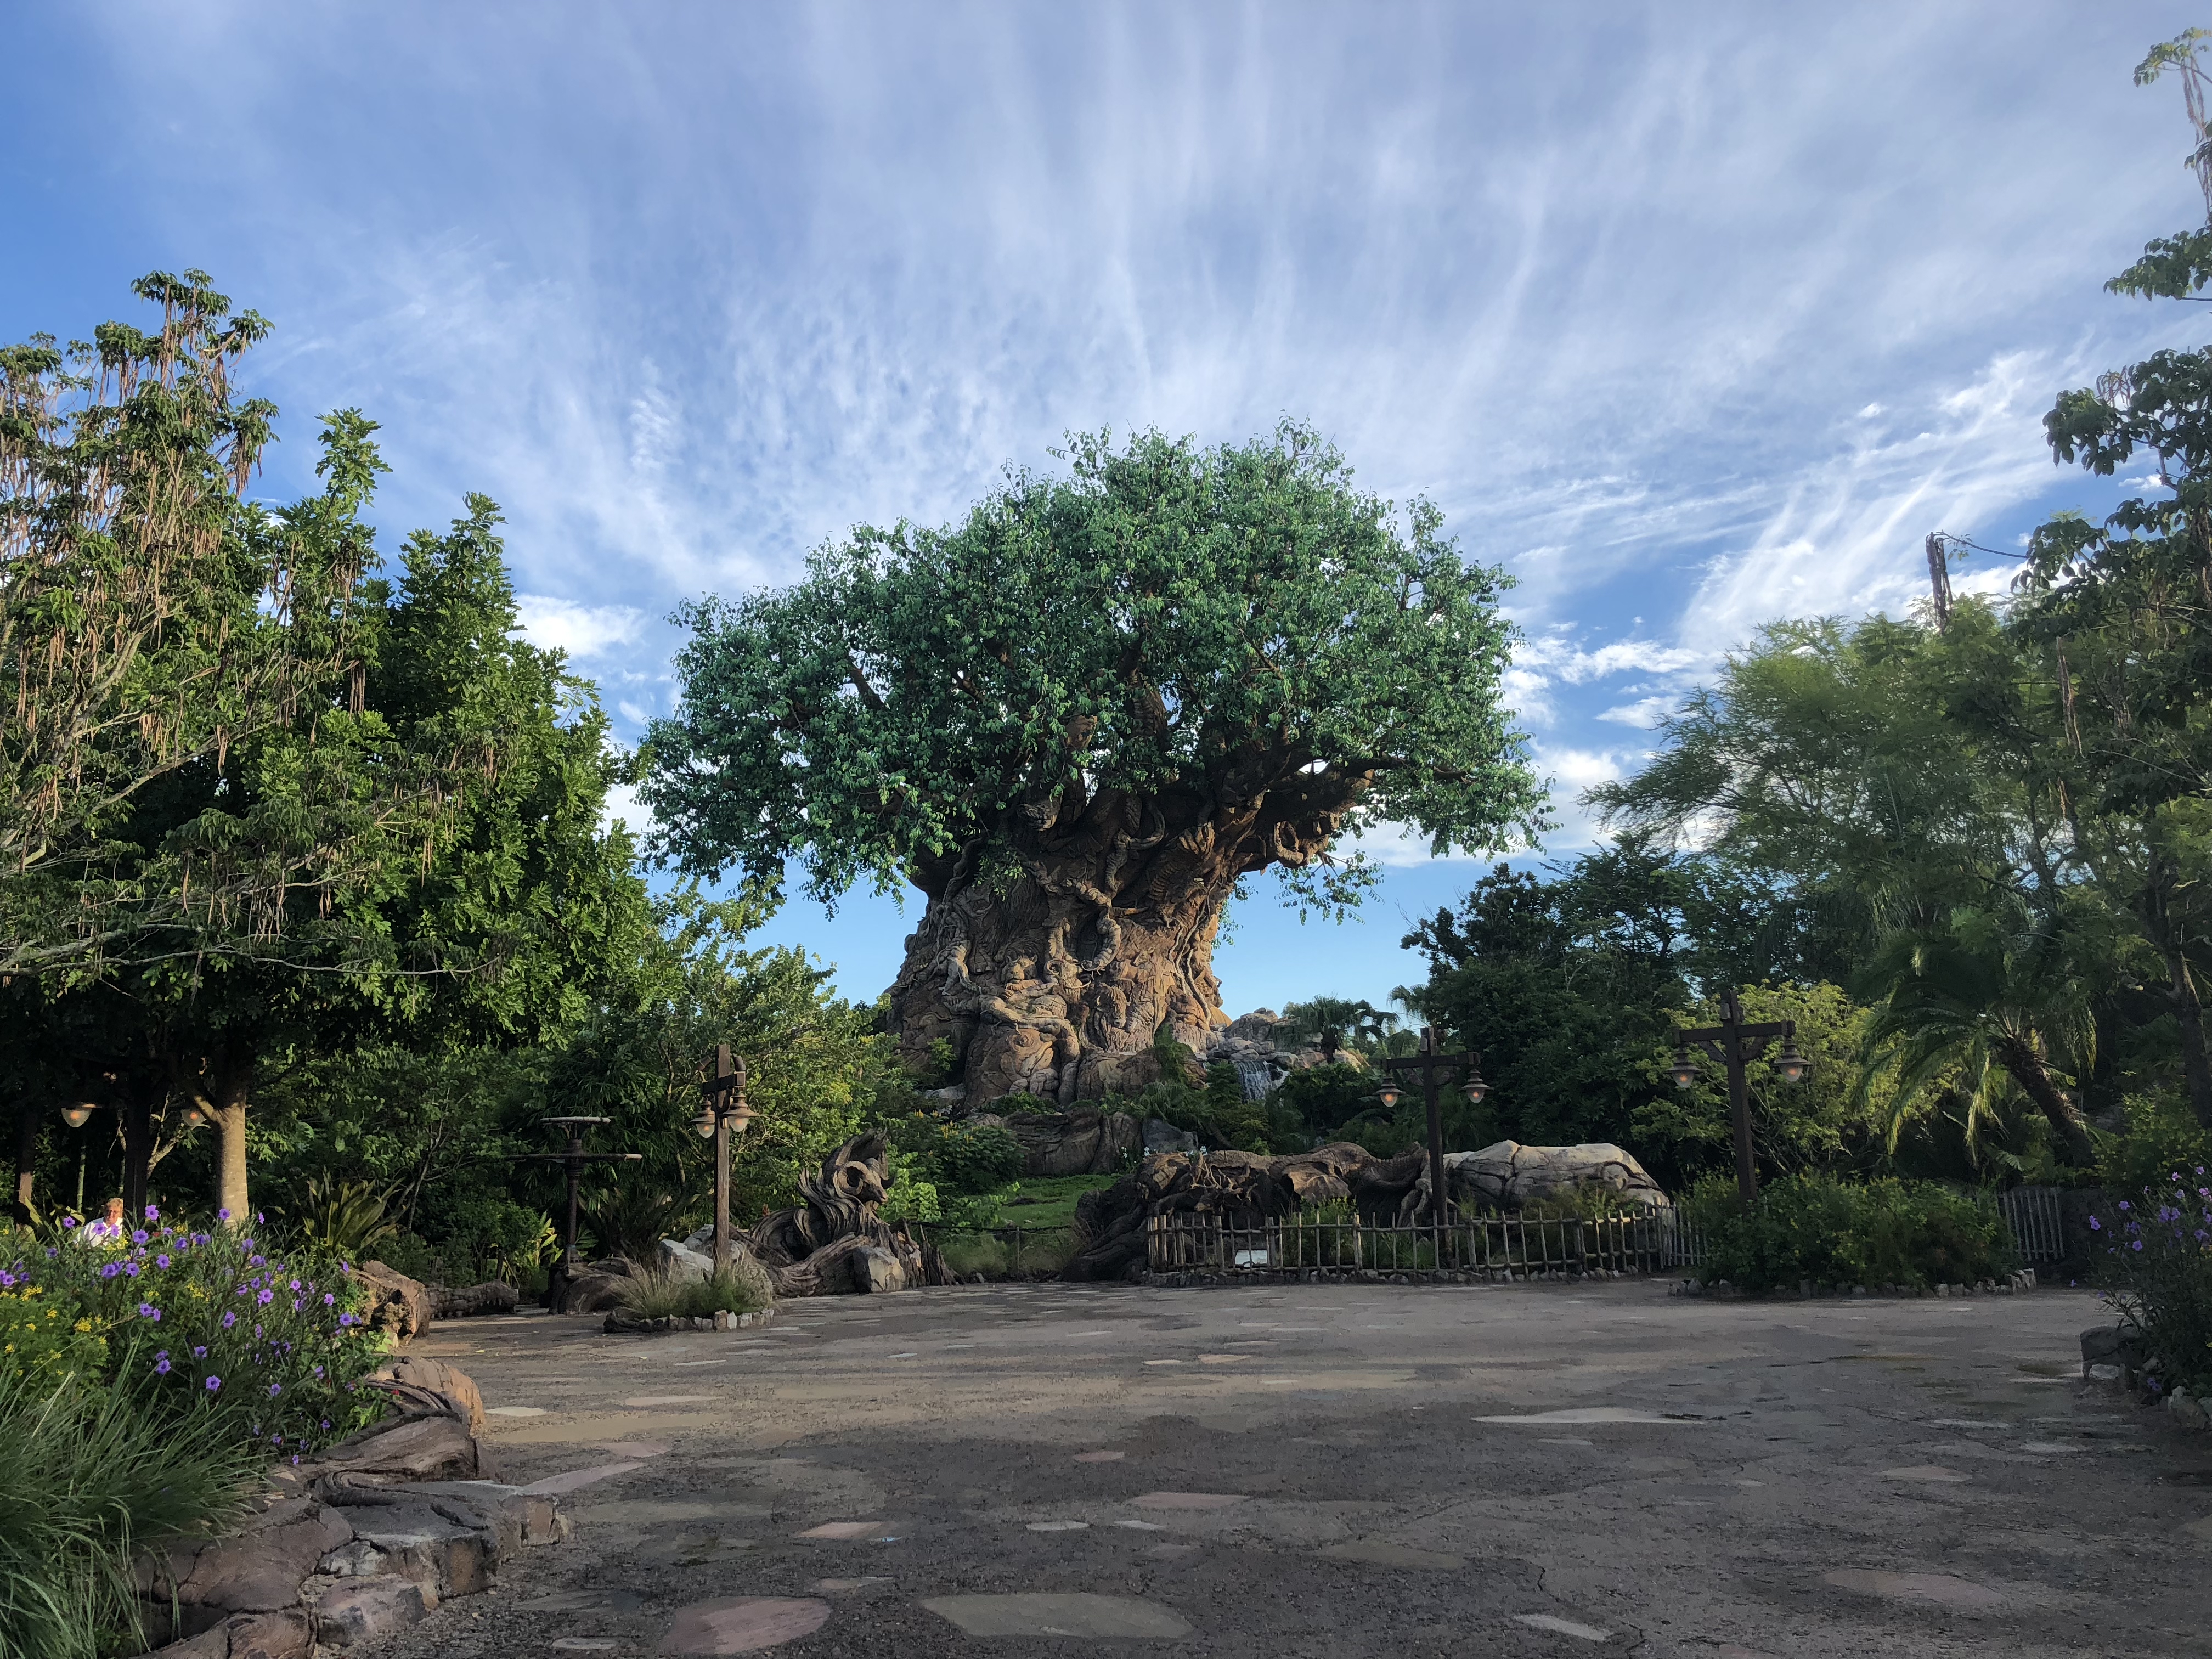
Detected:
[{"left": 1446, "top": 1141, "right": 1670, "bottom": 1212}]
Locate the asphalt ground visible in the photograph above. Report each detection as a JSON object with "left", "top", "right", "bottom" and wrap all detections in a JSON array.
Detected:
[{"left": 350, "top": 1279, "right": 2211, "bottom": 1658}]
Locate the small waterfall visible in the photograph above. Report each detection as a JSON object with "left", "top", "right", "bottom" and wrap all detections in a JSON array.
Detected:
[{"left": 1237, "top": 1061, "right": 1272, "bottom": 1102}]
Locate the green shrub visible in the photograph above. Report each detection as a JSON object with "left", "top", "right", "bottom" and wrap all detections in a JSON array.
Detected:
[
  {"left": 1684, "top": 1173, "right": 2012, "bottom": 1292},
  {"left": 879, "top": 1172, "right": 942, "bottom": 1224},
  {"left": 2089, "top": 1164, "right": 2212, "bottom": 1394},
  {"left": 2097, "top": 1095, "right": 2212, "bottom": 1203},
  {"left": 0, "top": 1365, "right": 257, "bottom": 1659},
  {"left": 937, "top": 1123, "right": 1026, "bottom": 1194},
  {"left": 0, "top": 1283, "right": 106, "bottom": 1392}
]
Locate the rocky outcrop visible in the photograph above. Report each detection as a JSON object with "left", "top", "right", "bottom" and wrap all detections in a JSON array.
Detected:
[
  {"left": 988, "top": 1108, "right": 1142, "bottom": 1176},
  {"left": 669, "top": 1230, "right": 780, "bottom": 1307},
  {"left": 374, "top": 1356, "right": 486, "bottom": 1436},
  {"left": 1445, "top": 1142, "right": 1671, "bottom": 1212},
  {"left": 353, "top": 1262, "right": 431, "bottom": 1344},
  {"left": 548, "top": 1256, "right": 644, "bottom": 1315}
]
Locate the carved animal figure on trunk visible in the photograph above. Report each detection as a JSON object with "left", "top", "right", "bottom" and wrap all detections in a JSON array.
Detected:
[
  {"left": 749, "top": 1133, "right": 932, "bottom": 1296},
  {"left": 642, "top": 427, "right": 1542, "bottom": 1113}
]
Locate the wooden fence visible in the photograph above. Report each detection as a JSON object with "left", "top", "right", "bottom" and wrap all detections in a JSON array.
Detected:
[{"left": 1146, "top": 1207, "right": 1702, "bottom": 1277}]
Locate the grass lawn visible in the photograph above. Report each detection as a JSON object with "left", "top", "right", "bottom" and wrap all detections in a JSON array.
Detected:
[{"left": 997, "top": 1172, "right": 1120, "bottom": 1230}]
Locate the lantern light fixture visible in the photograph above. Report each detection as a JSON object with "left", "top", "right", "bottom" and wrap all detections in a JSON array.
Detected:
[
  {"left": 62, "top": 1103, "right": 97, "bottom": 1128},
  {"left": 1668, "top": 1047, "right": 1700, "bottom": 1090},
  {"left": 1376, "top": 1082, "right": 1401, "bottom": 1110},
  {"left": 1774, "top": 1040, "right": 1810, "bottom": 1086}
]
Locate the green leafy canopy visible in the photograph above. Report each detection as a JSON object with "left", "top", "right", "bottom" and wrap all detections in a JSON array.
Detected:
[{"left": 644, "top": 423, "right": 1544, "bottom": 916}]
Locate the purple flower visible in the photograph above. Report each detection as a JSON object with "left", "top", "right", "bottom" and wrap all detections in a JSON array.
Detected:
[
  {"left": 2089, "top": 1216, "right": 2102, "bottom": 1231},
  {"left": 217, "top": 1209, "right": 230, "bottom": 1222},
  {"left": 0, "top": 1273, "right": 14, "bottom": 1289},
  {"left": 131, "top": 1229, "right": 148, "bottom": 1245},
  {"left": 99, "top": 1263, "right": 120, "bottom": 1279},
  {"left": 2118, "top": 1200, "right": 2131, "bottom": 1211},
  {"left": 61, "top": 1216, "right": 77, "bottom": 1229},
  {"left": 2132, "top": 1240, "right": 2144, "bottom": 1251},
  {"left": 323, "top": 1293, "right": 335, "bottom": 1306},
  {"left": 154, "top": 1356, "right": 172, "bottom": 1375},
  {"left": 144, "top": 1205, "right": 159, "bottom": 1221},
  {"left": 205, "top": 1375, "right": 222, "bottom": 1392},
  {"left": 138, "top": 1302, "right": 159, "bottom": 1319},
  {"left": 338, "top": 1313, "right": 355, "bottom": 1328},
  {"left": 155, "top": 1254, "right": 171, "bottom": 1269},
  {"left": 257, "top": 1289, "right": 273, "bottom": 1305},
  {"left": 191, "top": 1345, "right": 207, "bottom": 1358},
  {"left": 122, "top": 1262, "right": 139, "bottom": 1278},
  {"left": 221, "top": 1312, "right": 237, "bottom": 1329},
  {"left": 268, "top": 1383, "right": 281, "bottom": 1397}
]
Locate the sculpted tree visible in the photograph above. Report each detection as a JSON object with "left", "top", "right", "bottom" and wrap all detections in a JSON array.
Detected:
[{"left": 646, "top": 426, "right": 1540, "bottom": 1103}]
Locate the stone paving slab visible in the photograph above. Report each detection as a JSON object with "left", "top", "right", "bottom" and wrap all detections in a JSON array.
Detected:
[{"left": 328, "top": 1279, "right": 2212, "bottom": 1658}]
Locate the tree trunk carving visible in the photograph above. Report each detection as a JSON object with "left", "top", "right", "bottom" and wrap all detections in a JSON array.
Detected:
[
  {"left": 748, "top": 1133, "right": 934, "bottom": 1296},
  {"left": 888, "top": 778, "right": 1358, "bottom": 1104}
]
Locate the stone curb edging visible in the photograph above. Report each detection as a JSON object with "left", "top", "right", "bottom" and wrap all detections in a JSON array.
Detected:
[
  {"left": 602, "top": 1304, "right": 778, "bottom": 1335},
  {"left": 1139, "top": 1267, "right": 1644, "bottom": 1289},
  {"left": 1671, "top": 1268, "right": 2042, "bottom": 1301}
]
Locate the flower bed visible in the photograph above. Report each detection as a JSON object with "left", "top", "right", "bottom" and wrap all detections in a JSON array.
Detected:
[
  {"left": 2088, "top": 1165, "right": 2212, "bottom": 1399},
  {"left": 0, "top": 1211, "right": 392, "bottom": 1658}
]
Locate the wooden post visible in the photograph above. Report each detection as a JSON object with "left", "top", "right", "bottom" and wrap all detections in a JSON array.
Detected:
[{"left": 711, "top": 1043, "right": 734, "bottom": 1276}]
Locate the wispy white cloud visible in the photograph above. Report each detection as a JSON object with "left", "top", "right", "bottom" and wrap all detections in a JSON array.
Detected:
[
  {"left": 21, "top": 1, "right": 2209, "bottom": 1000},
  {"left": 513, "top": 594, "right": 646, "bottom": 659}
]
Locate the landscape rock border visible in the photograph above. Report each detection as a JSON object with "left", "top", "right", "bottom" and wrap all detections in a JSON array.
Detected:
[{"left": 603, "top": 1304, "right": 778, "bottom": 1335}]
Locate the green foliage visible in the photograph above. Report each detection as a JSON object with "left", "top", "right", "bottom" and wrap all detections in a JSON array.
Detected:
[
  {"left": 1633, "top": 984, "right": 1892, "bottom": 1181},
  {"left": 0, "top": 1365, "right": 257, "bottom": 1659},
  {"left": 1273, "top": 1063, "right": 1376, "bottom": 1141},
  {"left": 1684, "top": 1174, "right": 2013, "bottom": 1293},
  {"left": 1118, "top": 1077, "right": 1272, "bottom": 1153},
  {"left": 646, "top": 422, "right": 1542, "bottom": 920},
  {"left": 935, "top": 1123, "right": 1026, "bottom": 1195},
  {"left": 296, "top": 1176, "right": 398, "bottom": 1259},
  {"left": 0, "top": 1282, "right": 105, "bottom": 1391},
  {"left": 2097, "top": 1095, "right": 2212, "bottom": 1215}
]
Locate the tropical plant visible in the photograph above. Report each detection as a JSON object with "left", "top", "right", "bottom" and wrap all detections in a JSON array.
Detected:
[{"left": 295, "top": 1176, "right": 398, "bottom": 1258}]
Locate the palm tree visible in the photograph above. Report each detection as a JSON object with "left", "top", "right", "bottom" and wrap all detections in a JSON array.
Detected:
[{"left": 1853, "top": 909, "right": 2097, "bottom": 1167}]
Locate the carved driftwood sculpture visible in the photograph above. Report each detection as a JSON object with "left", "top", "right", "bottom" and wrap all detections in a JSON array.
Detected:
[
  {"left": 1063, "top": 1141, "right": 1669, "bottom": 1281},
  {"left": 749, "top": 1132, "right": 933, "bottom": 1296}
]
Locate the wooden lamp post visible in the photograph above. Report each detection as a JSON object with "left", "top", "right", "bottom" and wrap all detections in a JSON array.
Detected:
[
  {"left": 1670, "top": 990, "right": 1809, "bottom": 1205},
  {"left": 1375, "top": 1025, "right": 1488, "bottom": 1259},
  {"left": 691, "top": 1045, "right": 754, "bottom": 1274}
]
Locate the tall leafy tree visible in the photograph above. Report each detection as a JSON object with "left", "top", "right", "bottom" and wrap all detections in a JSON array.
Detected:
[
  {"left": 1594, "top": 613, "right": 2107, "bottom": 1163},
  {"left": 2011, "top": 29, "right": 2212, "bottom": 1126},
  {"left": 0, "top": 274, "right": 394, "bottom": 975},
  {"left": 646, "top": 424, "right": 1542, "bottom": 1105}
]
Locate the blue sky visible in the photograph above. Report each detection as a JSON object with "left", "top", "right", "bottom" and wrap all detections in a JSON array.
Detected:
[{"left": 6, "top": 4, "right": 2207, "bottom": 1018}]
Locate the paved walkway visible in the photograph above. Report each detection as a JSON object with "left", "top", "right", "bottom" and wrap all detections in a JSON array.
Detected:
[{"left": 358, "top": 1279, "right": 2209, "bottom": 1657}]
